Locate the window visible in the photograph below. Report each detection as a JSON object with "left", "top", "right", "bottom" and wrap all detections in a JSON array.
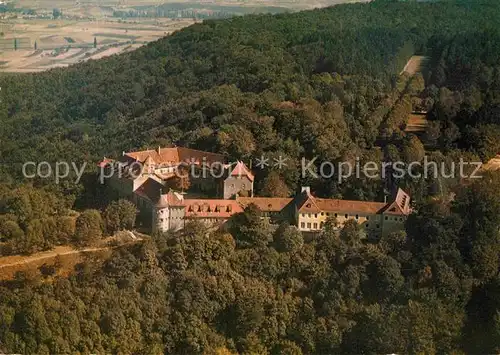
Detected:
[
  {"left": 321, "top": 212, "right": 324, "bottom": 216},
  {"left": 313, "top": 223, "right": 318, "bottom": 229},
  {"left": 366, "top": 223, "right": 369, "bottom": 228},
  {"left": 314, "top": 214, "right": 318, "bottom": 218},
  {"left": 320, "top": 222, "right": 324, "bottom": 228},
  {"left": 308, "top": 213, "right": 311, "bottom": 218},
  {"left": 301, "top": 222, "right": 305, "bottom": 228},
  {"left": 385, "top": 216, "right": 388, "bottom": 221},
  {"left": 366, "top": 216, "right": 370, "bottom": 220},
  {"left": 355, "top": 214, "right": 359, "bottom": 219},
  {"left": 326, "top": 212, "right": 330, "bottom": 216},
  {"left": 335, "top": 213, "right": 338, "bottom": 218},
  {"left": 302, "top": 213, "right": 306, "bottom": 217},
  {"left": 376, "top": 224, "right": 380, "bottom": 229},
  {"left": 242, "top": 183, "right": 246, "bottom": 189},
  {"left": 345, "top": 214, "right": 348, "bottom": 219},
  {"left": 307, "top": 223, "right": 311, "bottom": 228}
]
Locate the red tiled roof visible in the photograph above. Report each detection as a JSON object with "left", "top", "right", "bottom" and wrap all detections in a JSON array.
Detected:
[
  {"left": 154, "top": 191, "right": 243, "bottom": 218},
  {"left": 183, "top": 199, "right": 243, "bottom": 218},
  {"left": 97, "top": 157, "right": 114, "bottom": 168},
  {"left": 125, "top": 147, "right": 224, "bottom": 166},
  {"left": 294, "top": 189, "right": 407, "bottom": 215},
  {"left": 155, "top": 191, "right": 185, "bottom": 208},
  {"left": 315, "top": 198, "right": 387, "bottom": 214},
  {"left": 229, "top": 161, "right": 254, "bottom": 182},
  {"left": 237, "top": 197, "right": 292, "bottom": 212},
  {"left": 295, "top": 191, "right": 322, "bottom": 213},
  {"left": 382, "top": 188, "right": 411, "bottom": 215}
]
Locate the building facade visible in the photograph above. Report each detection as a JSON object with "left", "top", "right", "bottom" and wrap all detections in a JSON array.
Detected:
[{"left": 101, "top": 146, "right": 411, "bottom": 237}]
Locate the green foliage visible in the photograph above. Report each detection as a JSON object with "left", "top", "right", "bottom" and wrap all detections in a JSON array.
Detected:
[
  {"left": 259, "top": 171, "right": 291, "bottom": 198},
  {"left": 0, "top": 185, "right": 73, "bottom": 255},
  {"left": 273, "top": 224, "right": 303, "bottom": 252},
  {"left": 103, "top": 199, "right": 137, "bottom": 235},
  {"left": 74, "top": 209, "right": 104, "bottom": 246},
  {"left": 0, "top": 1, "right": 498, "bottom": 353},
  {"left": 0, "top": 175, "right": 498, "bottom": 354},
  {"left": 229, "top": 204, "right": 272, "bottom": 248}
]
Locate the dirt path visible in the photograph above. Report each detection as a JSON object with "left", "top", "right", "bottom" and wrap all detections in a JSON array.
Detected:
[
  {"left": 400, "top": 55, "right": 427, "bottom": 75},
  {"left": 482, "top": 155, "right": 500, "bottom": 171},
  {"left": 0, "top": 231, "right": 144, "bottom": 270},
  {"left": 0, "top": 246, "right": 107, "bottom": 269}
]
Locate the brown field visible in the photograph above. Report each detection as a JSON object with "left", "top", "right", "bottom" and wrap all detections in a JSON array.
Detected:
[
  {"left": 14, "top": 0, "right": 372, "bottom": 12},
  {"left": 0, "top": 18, "right": 195, "bottom": 72}
]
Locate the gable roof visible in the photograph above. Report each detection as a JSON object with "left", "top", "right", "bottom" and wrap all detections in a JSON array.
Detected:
[
  {"left": 153, "top": 191, "right": 243, "bottom": 218},
  {"left": 134, "top": 178, "right": 165, "bottom": 203},
  {"left": 315, "top": 198, "right": 387, "bottom": 214},
  {"left": 294, "top": 189, "right": 395, "bottom": 215},
  {"left": 237, "top": 197, "right": 292, "bottom": 212},
  {"left": 183, "top": 199, "right": 243, "bottom": 218},
  {"left": 228, "top": 161, "right": 254, "bottom": 182},
  {"left": 382, "top": 188, "right": 411, "bottom": 215},
  {"left": 294, "top": 190, "right": 322, "bottom": 213},
  {"left": 125, "top": 147, "right": 225, "bottom": 166}
]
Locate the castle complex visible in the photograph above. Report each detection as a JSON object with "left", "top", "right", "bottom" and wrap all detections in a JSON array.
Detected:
[{"left": 100, "top": 146, "right": 411, "bottom": 237}]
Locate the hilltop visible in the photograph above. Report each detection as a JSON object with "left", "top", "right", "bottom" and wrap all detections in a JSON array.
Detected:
[{"left": 1, "top": 1, "right": 500, "bottom": 353}]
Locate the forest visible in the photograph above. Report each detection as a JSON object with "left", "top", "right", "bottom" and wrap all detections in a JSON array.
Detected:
[{"left": 1, "top": 0, "right": 500, "bottom": 353}]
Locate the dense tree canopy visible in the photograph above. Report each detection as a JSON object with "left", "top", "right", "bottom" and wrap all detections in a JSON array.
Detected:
[{"left": 0, "top": 0, "right": 499, "bottom": 353}]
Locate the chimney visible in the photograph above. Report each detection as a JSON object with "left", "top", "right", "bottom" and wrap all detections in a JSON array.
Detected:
[
  {"left": 301, "top": 186, "right": 311, "bottom": 195},
  {"left": 157, "top": 146, "right": 161, "bottom": 154}
]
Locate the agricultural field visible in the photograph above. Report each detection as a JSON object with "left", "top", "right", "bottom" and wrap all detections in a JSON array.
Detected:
[
  {"left": 0, "top": 0, "right": 369, "bottom": 72},
  {"left": 0, "top": 18, "right": 194, "bottom": 72}
]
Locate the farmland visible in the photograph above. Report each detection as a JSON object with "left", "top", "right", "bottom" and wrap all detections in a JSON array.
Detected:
[
  {"left": 0, "top": 18, "right": 195, "bottom": 72},
  {"left": 0, "top": 0, "right": 370, "bottom": 72}
]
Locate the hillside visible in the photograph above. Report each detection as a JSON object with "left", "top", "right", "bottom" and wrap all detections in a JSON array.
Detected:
[
  {"left": 1, "top": 0, "right": 500, "bottom": 353},
  {"left": 1, "top": 1, "right": 500, "bottom": 179}
]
